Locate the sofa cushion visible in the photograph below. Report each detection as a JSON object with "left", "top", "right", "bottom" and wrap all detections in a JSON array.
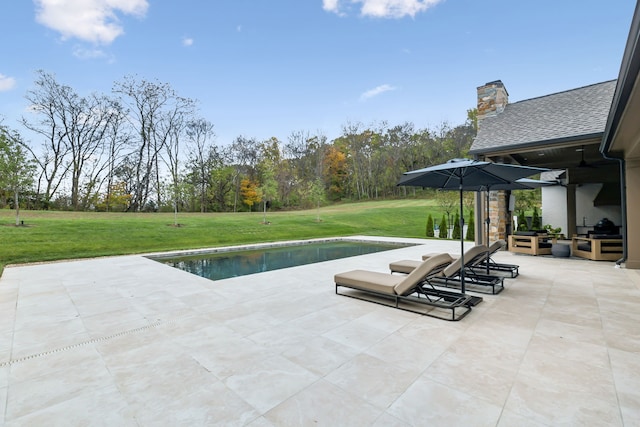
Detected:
[
  {"left": 577, "top": 243, "right": 591, "bottom": 252},
  {"left": 591, "top": 234, "right": 622, "bottom": 239},
  {"left": 514, "top": 231, "right": 537, "bottom": 236}
]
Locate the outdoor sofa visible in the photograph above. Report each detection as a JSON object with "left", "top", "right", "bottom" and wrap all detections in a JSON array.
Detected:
[
  {"left": 508, "top": 231, "right": 554, "bottom": 256},
  {"left": 571, "top": 235, "right": 623, "bottom": 261},
  {"left": 334, "top": 253, "right": 474, "bottom": 321}
]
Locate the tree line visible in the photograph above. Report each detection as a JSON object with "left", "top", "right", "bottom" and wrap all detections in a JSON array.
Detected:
[{"left": 0, "top": 70, "right": 477, "bottom": 214}]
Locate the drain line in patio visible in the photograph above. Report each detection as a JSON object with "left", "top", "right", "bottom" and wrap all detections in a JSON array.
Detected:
[{"left": 0, "top": 318, "right": 179, "bottom": 367}]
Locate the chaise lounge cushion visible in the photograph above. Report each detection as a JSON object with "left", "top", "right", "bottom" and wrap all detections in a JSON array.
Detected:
[
  {"left": 389, "top": 246, "right": 491, "bottom": 276},
  {"left": 442, "top": 245, "right": 489, "bottom": 278},
  {"left": 336, "top": 253, "right": 454, "bottom": 296},
  {"left": 394, "top": 253, "right": 454, "bottom": 295},
  {"left": 488, "top": 240, "right": 506, "bottom": 253},
  {"left": 334, "top": 270, "right": 403, "bottom": 294},
  {"left": 388, "top": 259, "right": 421, "bottom": 274}
]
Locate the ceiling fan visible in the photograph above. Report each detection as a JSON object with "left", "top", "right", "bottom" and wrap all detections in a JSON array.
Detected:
[{"left": 577, "top": 146, "right": 597, "bottom": 168}]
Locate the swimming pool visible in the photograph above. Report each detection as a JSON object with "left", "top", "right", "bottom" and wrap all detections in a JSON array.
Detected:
[{"left": 152, "top": 239, "right": 414, "bottom": 281}]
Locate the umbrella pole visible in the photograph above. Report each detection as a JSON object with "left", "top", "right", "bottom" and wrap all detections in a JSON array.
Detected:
[
  {"left": 459, "top": 184, "right": 465, "bottom": 295},
  {"left": 486, "top": 190, "right": 491, "bottom": 274}
]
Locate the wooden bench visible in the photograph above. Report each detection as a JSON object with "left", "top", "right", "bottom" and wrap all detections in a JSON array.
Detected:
[
  {"left": 508, "top": 232, "right": 555, "bottom": 256},
  {"left": 571, "top": 235, "right": 623, "bottom": 261}
]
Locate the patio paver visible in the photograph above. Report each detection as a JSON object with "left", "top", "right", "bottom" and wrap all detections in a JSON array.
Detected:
[{"left": 1, "top": 237, "right": 639, "bottom": 426}]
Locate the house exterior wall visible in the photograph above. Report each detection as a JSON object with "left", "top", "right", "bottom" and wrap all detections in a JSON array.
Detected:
[
  {"left": 625, "top": 159, "right": 640, "bottom": 269},
  {"left": 575, "top": 184, "right": 622, "bottom": 229},
  {"left": 541, "top": 186, "right": 568, "bottom": 234}
]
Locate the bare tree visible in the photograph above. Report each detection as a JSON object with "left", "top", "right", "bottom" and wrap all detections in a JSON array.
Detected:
[
  {"left": 102, "top": 99, "right": 131, "bottom": 211},
  {"left": 114, "top": 76, "right": 192, "bottom": 211},
  {"left": 185, "top": 118, "right": 216, "bottom": 212},
  {"left": 20, "top": 71, "right": 123, "bottom": 210},
  {"left": 160, "top": 97, "right": 196, "bottom": 224},
  {"left": 20, "top": 71, "right": 73, "bottom": 208}
]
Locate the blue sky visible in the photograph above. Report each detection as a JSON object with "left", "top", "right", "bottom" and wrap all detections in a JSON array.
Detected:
[{"left": 0, "top": 0, "right": 637, "bottom": 145}]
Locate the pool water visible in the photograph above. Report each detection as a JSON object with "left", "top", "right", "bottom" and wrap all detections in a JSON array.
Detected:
[{"left": 155, "top": 240, "right": 413, "bottom": 281}]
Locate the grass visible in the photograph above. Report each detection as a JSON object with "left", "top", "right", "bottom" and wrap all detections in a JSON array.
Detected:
[{"left": 0, "top": 199, "right": 457, "bottom": 275}]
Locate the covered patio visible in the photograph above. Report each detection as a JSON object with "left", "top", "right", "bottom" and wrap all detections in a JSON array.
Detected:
[
  {"left": 469, "top": 1, "right": 640, "bottom": 269},
  {"left": 1, "top": 238, "right": 638, "bottom": 425}
]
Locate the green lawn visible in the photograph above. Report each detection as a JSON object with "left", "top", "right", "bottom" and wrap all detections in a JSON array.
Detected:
[{"left": 0, "top": 199, "right": 457, "bottom": 274}]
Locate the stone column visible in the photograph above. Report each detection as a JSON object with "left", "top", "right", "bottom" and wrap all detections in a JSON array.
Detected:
[{"left": 489, "top": 190, "right": 510, "bottom": 242}]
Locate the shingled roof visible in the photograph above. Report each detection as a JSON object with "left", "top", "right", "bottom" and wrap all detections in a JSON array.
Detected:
[{"left": 470, "top": 80, "right": 617, "bottom": 154}]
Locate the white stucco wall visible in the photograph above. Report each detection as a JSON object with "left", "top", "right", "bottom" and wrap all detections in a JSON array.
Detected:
[
  {"left": 541, "top": 186, "right": 568, "bottom": 234},
  {"left": 542, "top": 184, "right": 622, "bottom": 235},
  {"left": 575, "top": 183, "right": 622, "bottom": 227}
]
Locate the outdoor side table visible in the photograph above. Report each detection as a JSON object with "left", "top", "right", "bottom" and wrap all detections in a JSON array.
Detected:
[{"left": 551, "top": 243, "right": 571, "bottom": 257}]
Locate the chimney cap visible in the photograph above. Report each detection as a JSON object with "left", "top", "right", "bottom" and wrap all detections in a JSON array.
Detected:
[{"left": 477, "top": 80, "right": 508, "bottom": 96}]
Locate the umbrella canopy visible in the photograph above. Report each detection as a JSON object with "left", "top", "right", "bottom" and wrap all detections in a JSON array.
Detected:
[
  {"left": 397, "top": 159, "right": 550, "bottom": 189},
  {"left": 398, "top": 159, "right": 550, "bottom": 294},
  {"left": 459, "top": 177, "right": 556, "bottom": 193},
  {"left": 477, "top": 178, "right": 556, "bottom": 273}
]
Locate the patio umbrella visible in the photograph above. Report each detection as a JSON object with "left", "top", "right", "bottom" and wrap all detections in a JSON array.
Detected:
[
  {"left": 397, "top": 158, "right": 550, "bottom": 294},
  {"left": 474, "top": 178, "right": 556, "bottom": 274}
]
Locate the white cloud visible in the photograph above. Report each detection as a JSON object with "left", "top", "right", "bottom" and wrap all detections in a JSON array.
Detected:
[
  {"left": 324, "top": 0, "right": 442, "bottom": 18},
  {"left": 360, "top": 84, "right": 396, "bottom": 101},
  {"left": 34, "top": 0, "right": 149, "bottom": 45},
  {"left": 182, "top": 37, "right": 194, "bottom": 47},
  {"left": 73, "top": 46, "right": 107, "bottom": 59},
  {"left": 322, "top": 0, "right": 340, "bottom": 13},
  {"left": 0, "top": 74, "right": 17, "bottom": 92}
]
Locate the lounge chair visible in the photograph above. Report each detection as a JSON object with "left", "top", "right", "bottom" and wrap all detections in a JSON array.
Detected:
[
  {"left": 390, "top": 241, "right": 519, "bottom": 278},
  {"left": 389, "top": 245, "right": 504, "bottom": 295},
  {"left": 335, "top": 253, "right": 475, "bottom": 321},
  {"left": 472, "top": 240, "right": 519, "bottom": 278}
]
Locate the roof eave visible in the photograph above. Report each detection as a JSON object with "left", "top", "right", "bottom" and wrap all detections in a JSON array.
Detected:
[
  {"left": 601, "top": 2, "right": 640, "bottom": 155},
  {"left": 470, "top": 132, "right": 604, "bottom": 156}
]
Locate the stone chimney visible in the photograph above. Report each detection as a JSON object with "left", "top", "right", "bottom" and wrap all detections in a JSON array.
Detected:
[
  {"left": 476, "top": 80, "right": 509, "bottom": 124},
  {"left": 477, "top": 80, "right": 510, "bottom": 244}
]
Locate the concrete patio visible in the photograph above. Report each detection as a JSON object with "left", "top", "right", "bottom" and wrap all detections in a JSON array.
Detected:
[{"left": 1, "top": 237, "right": 639, "bottom": 426}]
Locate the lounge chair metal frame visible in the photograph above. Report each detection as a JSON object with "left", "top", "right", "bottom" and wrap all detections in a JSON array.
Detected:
[
  {"left": 430, "top": 248, "right": 505, "bottom": 295},
  {"left": 472, "top": 241, "right": 519, "bottom": 278},
  {"left": 335, "top": 258, "right": 474, "bottom": 321},
  {"left": 335, "top": 283, "right": 473, "bottom": 321},
  {"left": 430, "top": 269, "right": 504, "bottom": 295},
  {"left": 472, "top": 258, "right": 519, "bottom": 278}
]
